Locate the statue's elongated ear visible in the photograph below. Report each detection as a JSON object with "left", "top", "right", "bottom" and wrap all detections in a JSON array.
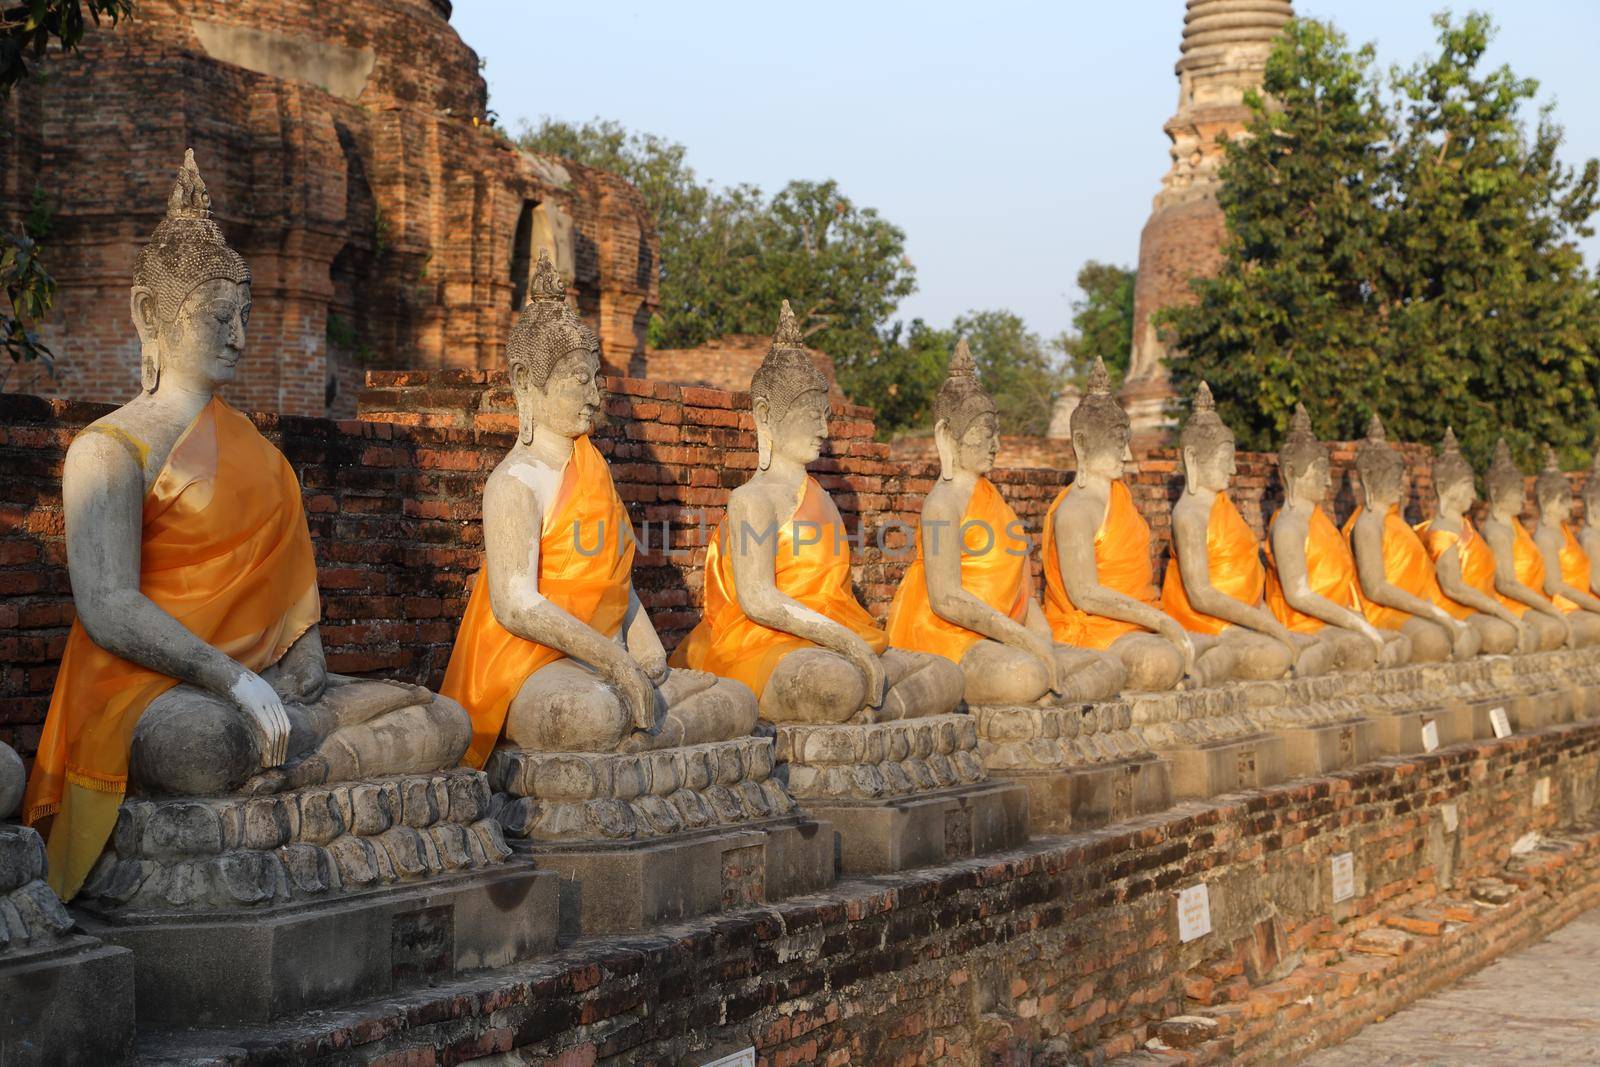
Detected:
[
  {"left": 752, "top": 396, "right": 773, "bottom": 471},
  {"left": 933, "top": 419, "right": 956, "bottom": 481},
  {"left": 511, "top": 363, "right": 536, "bottom": 445},
  {"left": 131, "top": 287, "right": 160, "bottom": 393}
]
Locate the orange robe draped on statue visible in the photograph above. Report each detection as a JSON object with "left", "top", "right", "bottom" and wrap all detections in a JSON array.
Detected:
[
  {"left": 1161, "top": 494, "right": 1266, "bottom": 636},
  {"left": 884, "top": 477, "right": 1031, "bottom": 662},
  {"left": 24, "top": 399, "right": 322, "bottom": 899},
  {"left": 1553, "top": 524, "right": 1590, "bottom": 612},
  {"left": 1416, "top": 518, "right": 1497, "bottom": 620},
  {"left": 1042, "top": 480, "right": 1159, "bottom": 650},
  {"left": 670, "top": 476, "right": 888, "bottom": 697},
  {"left": 441, "top": 435, "right": 635, "bottom": 768},
  {"left": 1497, "top": 519, "right": 1551, "bottom": 618},
  {"left": 1340, "top": 506, "right": 1445, "bottom": 630},
  {"left": 1263, "top": 506, "right": 1362, "bottom": 633}
]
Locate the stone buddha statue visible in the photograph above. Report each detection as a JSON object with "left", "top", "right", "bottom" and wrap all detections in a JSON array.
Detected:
[
  {"left": 671, "top": 302, "right": 965, "bottom": 724},
  {"left": 1578, "top": 445, "right": 1600, "bottom": 593},
  {"left": 884, "top": 341, "right": 1125, "bottom": 705},
  {"left": 1264, "top": 404, "right": 1410, "bottom": 670},
  {"left": 22, "top": 152, "right": 472, "bottom": 901},
  {"left": 1159, "top": 383, "right": 1302, "bottom": 680},
  {"left": 1044, "top": 360, "right": 1239, "bottom": 691},
  {"left": 1480, "top": 439, "right": 1574, "bottom": 650},
  {"left": 1531, "top": 448, "right": 1600, "bottom": 645},
  {"left": 441, "top": 250, "right": 758, "bottom": 761},
  {"left": 1344, "top": 415, "right": 1477, "bottom": 662},
  {"left": 1413, "top": 428, "right": 1532, "bottom": 654}
]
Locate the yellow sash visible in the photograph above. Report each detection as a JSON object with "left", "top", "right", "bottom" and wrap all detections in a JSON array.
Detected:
[
  {"left": 885, "top": 477, "right": 1031, "bottom": 662},
  {"left": 25, "top": 399, "right": 321, "bottom": 899},
  {"left": 1417, "top": 517, "right": 1495, "bottom": 620},
  {"left": 1264, "top": 505, "right": 1360, "bottom": 633},
  {"left": 1162, "top": 494, "right": 1266, "bottom": 636},
  {"left": 1496, "top": 518, "right": 1549, "bottom": 618},
  {"left": 1341, "top": 506, "right": 1444, "bottom": 629},
  {"left": 1556, "top": 523, "right": 1589, "bottom": 611},
  {"left": 442, "top": 436, "right": 635, "bottom": 767},
  {"left": 1042, "top": 480, "right": 1157, "bottom": 650}
]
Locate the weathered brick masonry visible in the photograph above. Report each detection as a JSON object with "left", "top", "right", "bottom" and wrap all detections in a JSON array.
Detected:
[
  {"left": 0, "top": 373, "right": 1575, "bottom": 767},
  {"left": 135, "top": 716, "right": 1600, "bottom": 1065}
]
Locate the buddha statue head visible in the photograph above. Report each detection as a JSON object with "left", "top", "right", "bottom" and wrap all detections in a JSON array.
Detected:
[
  {"left": 506, "top": 248, "right": 603, "bottom": 445},
  {"left": 1178, "top": 381, "right": 1235, "bottom": 494},
  {"left": 1432, "top": 427, "right": 1477, "bottom": 518},
  {"left": 1584, "top": 442, "right": 1600, "bottom": 527},
  {"left": 932, "top": 338, "right": 999, "bottom": 480},
  {"left": 1069, "top": 358, "right": 1130, "bottom": 484},
  {"left": 1534, "top": 446, "right": 1572, "bottom": 524},
  {"left": 1485, "top": 438, "right": 1526, "bottom": 519},
  {"left": 750, "top": 300, "right": 830, "bottom": 471},
  {"left": 130, "top": 150, "right": 252, "bottom": 395},
  {"left": 1278, "top": 402, "right": 1329, "bottom": 505},
  {"left": 1355, "top": 413, "right": 1406, "bottom": 510}
]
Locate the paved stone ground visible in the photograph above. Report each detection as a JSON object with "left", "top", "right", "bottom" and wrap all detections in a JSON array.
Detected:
[{"left": 1302, "top": 907, "right": 1600, "bottom": 1065}]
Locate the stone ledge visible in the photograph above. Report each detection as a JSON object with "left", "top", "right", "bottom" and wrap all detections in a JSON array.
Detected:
[
  {"left": 78, "top": 769, "right": 511, "bottom": 915},
  {"left": 774, "top": 714, "right": 987, "bottom": 801},
  {"left": 971, "top": 702, "right": 1150, "bottom": 773},
  {"left": 485, "top": 737, "right": 798, "bottom": 845}
]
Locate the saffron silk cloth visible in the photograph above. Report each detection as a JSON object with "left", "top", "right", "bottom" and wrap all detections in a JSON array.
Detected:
[
  {"left": 885, "top": 477, "right": 1031, "bottom": 662},
  {"left": 1497, "top": 519, "right": 1552, "bottom": 618},
  {"left": 1161, "top": 493, "right": 1266, "bottom": 636},
  {"left": 1263, "top": 506, "right": 1362, "bottom": 634},
  {"left": 24, "top": 399, "right": 321, "bottom": 900},
  {"left": 1042, "top": 480, "right": 1159, "bottom": 650},
  {"left": 1416, "top": 517, "right": 1498, "bottom": 620},
  {"left": 1340, "top": 506, "right": 1446, "bottom": 630},
  {"left": 670, "top": 476, "right": 888, "bottom": 697},
  {"left": 1555, "top": 523, "right": 1591, "bottom": 612},
  {"left": 442, "top": 435, "right": 634, "bottom": 768}
]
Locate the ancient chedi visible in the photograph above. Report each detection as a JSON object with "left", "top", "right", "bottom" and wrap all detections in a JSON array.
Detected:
[
  {"left": 0, "top": 0, "right": 656, "bottom": 417},
  {"left": 1120, "top": 0, "right": 1294, "bottom": 440}
]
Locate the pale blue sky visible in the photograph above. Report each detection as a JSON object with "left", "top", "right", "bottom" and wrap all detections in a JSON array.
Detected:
[{"left": 453, "top": 1, "right": 1600, "bottom": 341}]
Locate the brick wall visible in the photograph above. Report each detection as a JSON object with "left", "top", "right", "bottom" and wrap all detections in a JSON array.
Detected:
[
  {"left": 0, "top": 373, "right": 1576, "bottom": 764},
  {"left": 151, "top": 717, "right": 1600, "bottom": 1065}
]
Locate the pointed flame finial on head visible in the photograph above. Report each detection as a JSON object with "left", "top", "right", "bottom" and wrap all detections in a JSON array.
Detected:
[
  {"left": 528, "top": 247, "right": 566, "bottom": 305},
  {"left": 1492, "top": 438, "right": 1513, "bottom": 466},
  {"left": 1441, "top": 426, "right": 1460, "bottom": 454},
  {"left": 771, "top": 299, "right": 805, "bottom": 352},
  {"left": 1085, "top": 356, "right": 1111, "bottom": 397},
  {"left": 1433, "top": 425, "right": 1472, "bottom": 493},
  {"left": 1535, "top": 445, "right": 1571, "bottom": 509},
  {"left": 1279, "top": 400, "right": 1324, "bottom": 482},
  {"left": 1290, "top": 402, "right": 1312, "bottom": 436},
  {"left": 1543, "top": 445, "right": 1561, "bottom": 473},
  {"left": 166, "top": 149, "right": 212, "bottom": 221},
  {"left": 1193, "top": 380, "right": 1215, "bottom": 413},
  {"left": 1366, "top": 412, "right": 1387, "bottom": 442},
  {"left": 948, "top": 337, "right": 977, "bottom": 381}
]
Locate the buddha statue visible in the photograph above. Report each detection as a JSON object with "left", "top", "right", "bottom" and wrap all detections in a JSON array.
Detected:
[
  {"left": 441, "top": 250, "right": 758, "bottom": 761},
  {"left": 1414, "top": 429, "right": 1533, "bottom": 654},
  {"left": 1578, "top": 445, "right": 1600, "bottom": 593},
  {"left": 1343, "top": 415, "right": 1477, "bottom": 662},
  {"left": 1264, "top": 404, "right": 1411, "bottom": 669},
  {"left": 884, "top": 341, "right": 1125, "bottom": 706},
  {"left": 1044, "top": 360, "right": 1241, "bottom": 691},
  {"left": 671, "top": 302, "right": 965, "bottom": 724},
  {"left": 1530, "top": 448, "right": 1600, "bottom": 645},
  {"left": 1480, "top": 439, "right": 1574, "bottom": 649},
  {"left": 22, "top": 152, "right": 472, "bottom": 901},
  {"left": 1159, "top": 383, "right": 1302, "bottom": 680}
]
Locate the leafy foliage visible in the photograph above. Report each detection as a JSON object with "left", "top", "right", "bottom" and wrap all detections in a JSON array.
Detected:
[
  {"left": 1162, "top": 14, "right": 1600, "bottom": 467},
  {"left": 954, "top": 309, "right": 1068, "bottom": 438},
  {"left": 1, "top": 0, "right": 132, "bottom": 94},
  {"left": 1, "top": 229, "right": 55, "bottom": 374},
  {"left": 1055, "top": 261, "right": 1136, "bottom": 385}
]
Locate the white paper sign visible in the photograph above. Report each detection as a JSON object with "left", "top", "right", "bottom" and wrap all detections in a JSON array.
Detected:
[
  {"left": 1534, "top": 777, "right": 1551, "bottom": 808},
  {"left": 1330, "top": 852, "right": 1356, "bottom": 903},
  {"left": 1490, "top": 707, "right": 1512, "bottom": 738},
  {"left": 1421, "top": 719, "right": 1440, "bottom": 753},
  {"left": 1177, "top": 883, "right": 1212, "bottom": 943},
  {"left": 1441, "top": 803, "right": 1459, "bottom": 833},
  {"left": 703, "top": 1050, "right": 756, "bottom": 1067}
]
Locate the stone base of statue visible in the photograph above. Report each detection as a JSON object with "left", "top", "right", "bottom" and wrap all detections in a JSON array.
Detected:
[
  {"left": 774, "top": 714, "right": 1029, "bottom": 874},
  {"left": 1227, "top": 677, "right": 1379, "bottom": 777},
  {"left": 1127, "top": 691, "right": 1289, "bottom": 800},
  {"left": 486, "top": 735, "right": 833, "bottom": 936},
  {"left": 73, "top": 768, "right": 556, "bottom": 1028},
  {"left": 970, "top": 704, "right": 1173, "bottom": 832},
  {"left": 0, "top": 825, "right": 135, "bottom": 1067}
]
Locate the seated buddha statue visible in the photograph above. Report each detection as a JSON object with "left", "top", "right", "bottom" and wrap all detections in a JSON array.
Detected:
[
  {"left": 1480, "top": 440, "right": 1575, "bottom": 649},
  {"left": 1343, "top": 415, "right": 1477, "bottom": 662},
  {"left": 1530, "top": 448, "right": 1600, "bottom": 645},
  {"left": 1043, "top": 360, "right": 1242, "bottom": 691},
  {"left": 1264, "top": 405, "right": 1410, "bottom": 670},
  {"left": 1579, "top": 447, "right": 1600, "bottom": 593},
  {"left": 441, "top": 250, "right": 758, "bottom": 764},
  {"left": 1414, "top": 429, "right": 1533, "bottom": 654},
  {"left": 1160, "top": 383, "right": 1318, "bottom": 680},
  {"left": 671, "top": 303, "right": 965, "bottom": 724},
  {"left": 23, "top": 152, "right": 471, "bottom": 900},
  {"left": 884, "top": 341, "right": 1125, "bottom": 706}
]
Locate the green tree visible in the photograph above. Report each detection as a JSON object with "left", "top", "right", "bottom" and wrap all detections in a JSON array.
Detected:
[
  {"left": 1162, "top": 13, "right": 1600, "bottom": 466},
  {"left": 855, "top": 318, "right": 952, "bottom": 436},
  {"left": 954, "top": 309, "right": 1067, "bottom": 437},
  {"left": 2, "top": 0, "right": 131, "bottom": 92},
  {"left": 1055, "top": 261, "right": 1136, "bottom": 384}
]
